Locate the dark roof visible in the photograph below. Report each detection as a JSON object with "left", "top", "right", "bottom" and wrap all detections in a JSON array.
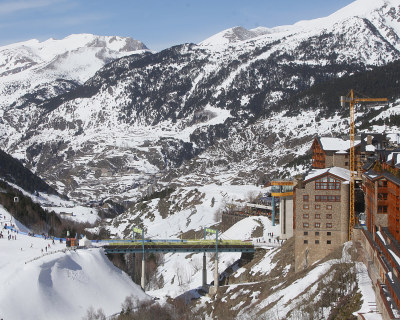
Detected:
[
  {"left": 362, "top": 159, "right": 376, "bottom": 171},
  {"left": 364, "top": 169, "right": 400, "bottom": 186},
  {"left": 383, "top": 171, "right": 400, "bottom": 186}
]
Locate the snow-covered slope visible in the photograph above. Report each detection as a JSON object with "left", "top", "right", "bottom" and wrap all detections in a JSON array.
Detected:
[
  {"left": 199, "top": 26, "right": 272, "bottom": 46},
  {"left": 0, "top": 206, "right": 149, "bottom": 320}
]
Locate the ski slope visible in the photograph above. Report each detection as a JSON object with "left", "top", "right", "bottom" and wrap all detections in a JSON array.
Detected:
[{"left": 0, "top": 205, "right": 149, "bottom": 320}]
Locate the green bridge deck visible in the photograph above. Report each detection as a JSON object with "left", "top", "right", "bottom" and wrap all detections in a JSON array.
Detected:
[{"left": 103, "top": 240, "right": 255, "bottom": 254}]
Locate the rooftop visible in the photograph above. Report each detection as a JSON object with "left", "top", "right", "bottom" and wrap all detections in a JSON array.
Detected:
[
  {"left": 318, "top": 137, "right": 361, "bottom": 151},
  {"left": 304, "top": 166, "right": 351, "bottom": 182}
]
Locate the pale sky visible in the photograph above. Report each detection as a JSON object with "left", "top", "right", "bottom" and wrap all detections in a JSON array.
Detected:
[{"left": 0, "top": 0, "right": 355, "bottom": 51}]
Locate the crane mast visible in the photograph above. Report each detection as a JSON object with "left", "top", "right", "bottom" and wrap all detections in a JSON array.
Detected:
[{"left": 340, "top": 89, "right": 387, "bottom": 240}]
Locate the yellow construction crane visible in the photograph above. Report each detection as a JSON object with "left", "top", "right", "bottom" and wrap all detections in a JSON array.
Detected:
[{"left": 340, "top": 89, "right": 387, "bottom": 240}]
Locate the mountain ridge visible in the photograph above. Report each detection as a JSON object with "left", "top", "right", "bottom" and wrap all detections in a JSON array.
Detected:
[{"left": 200, "top": 0, "right": 399, "bottom": 46}]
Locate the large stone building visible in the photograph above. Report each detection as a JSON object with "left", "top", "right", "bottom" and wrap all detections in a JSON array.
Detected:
[{"left": 294, "top": 167, "right": 350, "bottom": 272}]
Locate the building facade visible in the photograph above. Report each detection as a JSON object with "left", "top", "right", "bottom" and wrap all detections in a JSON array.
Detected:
[
  {"left": 362, "top": 172, "right": 389, "bottom": 233},
  {"left": 363, "top": 152, "right": 400, "bottom": 242},
  {"left": 294, "top": 167, "right": 350, "bottom": 272}
]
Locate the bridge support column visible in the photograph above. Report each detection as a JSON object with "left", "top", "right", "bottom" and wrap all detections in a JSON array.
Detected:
[
  {"left": 214, "top": 259, "right": 219, "bottom": 289},
  {"left": 208, "top": 258, "right": 219, "bottom": 297},
  {"left": 202, "top": 253, "right": 207, "bottom": 287},
  {"left": 272, "top": 196, "right": 276, "bottom": 226},
  {"left": 141, "top": 259, "right": 145, "bottom": 290}
]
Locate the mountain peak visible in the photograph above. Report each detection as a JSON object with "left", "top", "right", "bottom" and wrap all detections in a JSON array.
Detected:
[{"left": 199, "top": 26, "right": 266, "bottom": 46}]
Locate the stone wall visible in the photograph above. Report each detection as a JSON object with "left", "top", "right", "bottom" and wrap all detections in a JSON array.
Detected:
[{"left": 333, "top": 153, "right": 349, "bottom": 169}]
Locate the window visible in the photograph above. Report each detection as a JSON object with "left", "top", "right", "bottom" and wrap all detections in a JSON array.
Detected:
[
  {"left": 326, "top": 214, "right": 332, "bottom": 219},
  {"left": 304, "top": 240, "right": 308, "bottom": 244},
  {"left": 345, "top": 162, "right": 348, "bottom": 166},
  {"left": 326, "top": 223, "right": 332, "bottom": 228},
  {"left": 315, "top": 176, "right": 341, "bottom": 190},
  {"left": 378, "top": 193, "right": 388, "bottom": 200},
  {"left": 303, "top": 204, "right": 309, "bottom": 209},
  {"left": 378, "top": 206, "right": 388, "bottom": 213},
  {"left": 315, "top": 195, "right": 340, "bottom": 202},
  {"left": 327, "top": 240, "right": 331, "bottom": 244},
  {"left": 378, "top": 180, "right": 388, "bottom": 187},
  {"left": 345, "top": 154, "right": 349, "bottom": 159},
  {"left": 303, "top": 195, "right": 309, "bottom": 202},
  {"left": 303, "top": 223, "right": 309, "bottom": 228},
  {"left": 315, "top": 205, "right": 320, "bottom": 210},
  {"left": 315, "top": 223, "right": 321, "bottom": 228},
  {"left": 303, "top": 213, "right": 309, "bottom": 219},
  {"left": 315, "top": 240, "right": 320, "bottom": 244},
  {"left": 315, "top": 214, "right": 321, "bottom": 219},
  {"left": 326, "top": 205, "right": 332, "bottom": 210},
  {"left": 327, "top": 232, "right": 331, "bottom": 236},
  {"left": 304, "top": 231, "right": 308, "bottom": 236},
  {"left": 315, "top": 231, "right": 319, "bottom": 236}
]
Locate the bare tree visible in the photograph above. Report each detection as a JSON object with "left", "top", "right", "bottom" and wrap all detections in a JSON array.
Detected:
[{"left": 82, "top": 306, "right": 106, "bottom": 320}]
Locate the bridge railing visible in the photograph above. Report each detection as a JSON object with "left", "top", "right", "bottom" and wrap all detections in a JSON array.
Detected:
[
  {"left": 93, "top": 239, "right": 188, "bottom": 244},
  {"left": 106, "top": 239, "right": 253, "bottom": 246}
]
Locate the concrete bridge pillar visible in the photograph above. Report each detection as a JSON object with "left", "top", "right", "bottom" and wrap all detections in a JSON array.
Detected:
[
  {"left": 214, "top": 259, "right": 219, "bottom": 289},
  {"left": 272, "top": 196, "right": 276, "bottom": 226},
  {"left": 202, "top": 253, "right": 207, "bottom": 287},
  {"left": 141, "top": 259, "right": 145, "bottom": 290}
]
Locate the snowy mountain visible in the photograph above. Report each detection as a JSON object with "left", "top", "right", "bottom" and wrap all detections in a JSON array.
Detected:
[
  {"left": 0, "top": 34, "right": 148, "bottom": 153},
  {"left": 2, "top": 0, "right": 400, "bottom": 206}
]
